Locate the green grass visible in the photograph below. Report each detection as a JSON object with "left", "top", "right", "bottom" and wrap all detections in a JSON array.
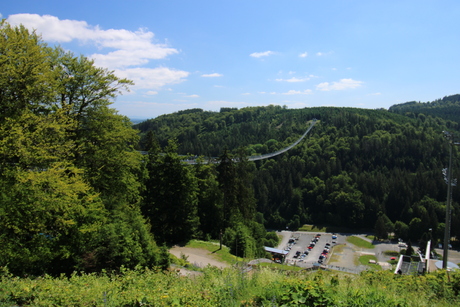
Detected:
[
  {"left": 358, "top": 254, "right": 381, "bottom": 270},
  {"left": 185, "top": 239, "right": 243, "bottom": 264},
  {"left": 298, "top": 224, "right": 353, "bottom": 233},
  {"left": 347, "top": 236, "right": 374, "bottom": 249},
  {"left": 2, "top": 267, "right": 460, "bottom": 306}
]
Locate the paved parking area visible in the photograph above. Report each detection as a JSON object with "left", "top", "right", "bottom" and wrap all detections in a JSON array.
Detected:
[
  {"left": 279, "top": 231, "right": 340, "bottom": 268},
  {"left": 277, "top": 231, "right": 460, "bottom": 273}
]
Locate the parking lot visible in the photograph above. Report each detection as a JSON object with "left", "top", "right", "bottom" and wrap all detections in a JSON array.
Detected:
[
  {"left": 277, "top": 230, "right": 460, "bottom": 272},
  {"left": 281, "top": 232, "right": 342, "bottom": 268}
]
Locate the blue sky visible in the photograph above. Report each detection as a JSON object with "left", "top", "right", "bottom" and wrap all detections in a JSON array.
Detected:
[{"left": 3, "top": 1, "right": 460, "bottom": 119}]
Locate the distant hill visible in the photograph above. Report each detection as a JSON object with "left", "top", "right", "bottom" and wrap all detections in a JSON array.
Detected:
[
  {"left": 134, "top": 102, "right": 460, "bottom": 240},
  {"left": 389, "top": 94, "right": 460, "bottom": 129},
  {"left": 130, "top": 118, "right": 149, "bottom": 125}
]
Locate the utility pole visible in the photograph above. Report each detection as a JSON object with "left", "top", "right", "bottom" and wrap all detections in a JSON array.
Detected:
[{"left": 442, "top": 131, "right": 459, "bottom": 269}]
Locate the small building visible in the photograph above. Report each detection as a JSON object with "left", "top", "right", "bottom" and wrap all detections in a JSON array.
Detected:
[{"left": 264, "top": 246, "right": 289, "bottom": 263}]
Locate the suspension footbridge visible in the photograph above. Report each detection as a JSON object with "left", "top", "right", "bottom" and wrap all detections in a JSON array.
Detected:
[{"left": 183, "top": 118, "right": 317, "bottom": 164}]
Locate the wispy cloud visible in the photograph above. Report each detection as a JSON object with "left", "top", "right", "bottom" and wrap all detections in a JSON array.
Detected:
[
  {"left": 114, "top": 67, "right": 189, "bottom": 90},
  {"left": 282, "top": 90, "right": 312, "bottom": 95},
  {"left": 145, "top": 91, "right": 158, "bottom": 95},
  {"left": 185, "top": 94, "right": 199, "bottom": 98},
  {"left": 299, "top": 52, "right": 308, "bottom": 58},
  {"left": 201, "top": 73, "right": 223, "bottom": 77},
  {"left": 316, "top": 78, "right": 363, "bottom": 91},
  {"left": 7, "top": 14, "right": 188, "bottom": 90},
  {"left": 276, "top": 77, "right": 310, "bottom": 83},
  {"left": 250, "top": 51, "right": 275, "bottom": 58}
]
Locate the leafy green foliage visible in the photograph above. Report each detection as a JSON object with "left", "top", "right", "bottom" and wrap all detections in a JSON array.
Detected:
[
  {"left": 0, "top": 22, "right": 161, "bottom": 276},
  {"left": 2, "top": 268, "right": 460, "bottom": 306},
  {"left": 0, "top": 21, "right": 56, "bottom": 120}
]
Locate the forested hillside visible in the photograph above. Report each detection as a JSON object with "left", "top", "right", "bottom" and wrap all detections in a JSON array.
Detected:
[
  {"left": 389, "top": 94, "right": 460, "bottom": 128},
  {"left": 136, "top": 104, "right": 460, "bottom": 247}
]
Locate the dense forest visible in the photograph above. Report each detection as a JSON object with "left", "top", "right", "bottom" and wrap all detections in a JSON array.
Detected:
[
  {"left": 389, "top": 94, "right": 460, "bottom": 128},
  {"left": 2, "top": 21, "right": 460, "bottom": 278},
  {"left": 135, "top": 101, "right": 460, "bottom": 249}
]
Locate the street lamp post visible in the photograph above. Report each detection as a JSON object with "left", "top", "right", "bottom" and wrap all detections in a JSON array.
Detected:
[{"left": 442, "top": 131, "right": 460, "bottom": 269}]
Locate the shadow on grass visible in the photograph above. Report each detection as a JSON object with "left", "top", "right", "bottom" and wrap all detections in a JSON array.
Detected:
[{"left": 212, "top": 247, "right": 222, "bottom": 253}]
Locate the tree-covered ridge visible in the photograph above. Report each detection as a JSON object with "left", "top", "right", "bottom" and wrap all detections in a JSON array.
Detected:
[
  {"left": 389, "top": 94, "right": 460, "bottom": 129},
  {"left": 135, "top": 105, "right": 460, "bottom": 247}
]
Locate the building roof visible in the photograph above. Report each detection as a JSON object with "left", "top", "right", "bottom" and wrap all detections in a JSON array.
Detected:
[{"left": 264, "top": 246, "right": 289, "bottom": 255}]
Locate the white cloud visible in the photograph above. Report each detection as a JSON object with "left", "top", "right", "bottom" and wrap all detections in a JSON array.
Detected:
[
  {"left": 369, "top": 92, "right": 382, "bottom": 96},
  {"left": 6, "top": 14, "right": 188, "bottom": 93},
  {"left": 7, "top": 14, "right": 178, "bottom": 70},
  {"left": 186, "top": 94, "right": 199, "bottom": 98},
  {"left": 276, "top": 77, "right": 310, "bottom": 83},
  {"left": 201, "top": 73, "right": 223, "bottom": 77},
  {"left": 316, "top": 78, "right": 363, "bottom": 91},
  {"left": 299, "top": 52, "right": 308, "bottom": 58},
  {"left": 282, "top": 90, "right": 312, "bottom": 95},
  {"left": 316, "top": 51, "right": 333, "bottom": 57},
  {"left": 241, "top": 93, "right": 251, "bottom": 95},
  {"left": 115, "top": 67, "right": 189, "bottom": 90},
  {"left": 250, "top": 51, "right": 275, "bottom": 58},
  {"left": 145, "top": 91, "right": 158, "bottom": 95}
]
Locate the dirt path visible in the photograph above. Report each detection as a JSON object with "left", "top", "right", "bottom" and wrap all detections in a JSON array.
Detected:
[{"left": 169, "top": 246, "right": 230, "bottom": 269}]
